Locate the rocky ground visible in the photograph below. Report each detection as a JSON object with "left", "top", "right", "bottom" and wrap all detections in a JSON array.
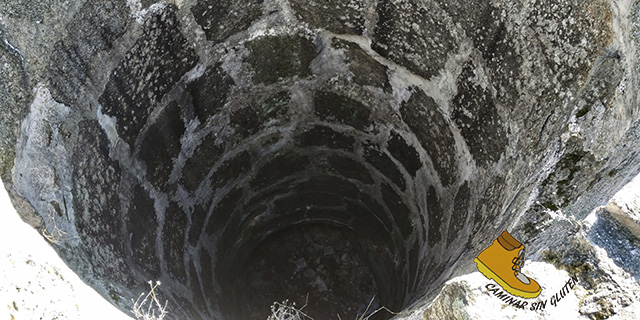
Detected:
[
  {"left": 414, "top": 260, "right": 640, "bottom": 320},
  {"left": 398, "top": 174, "right": 640, "bottom": 320},
  {"left": 2, "top": 173, "right": 640, "bottom": 320}
]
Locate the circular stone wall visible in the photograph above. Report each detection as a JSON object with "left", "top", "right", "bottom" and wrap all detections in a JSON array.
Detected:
[{"left": 2, "top": 0, "right": 640, "bottom": 319}]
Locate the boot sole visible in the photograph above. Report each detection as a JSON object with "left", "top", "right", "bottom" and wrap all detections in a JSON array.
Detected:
[{"left": 474, "top": 257, "right": 541, "bottom": 299}]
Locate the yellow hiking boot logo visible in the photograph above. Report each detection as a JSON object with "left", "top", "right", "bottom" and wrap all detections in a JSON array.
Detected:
[{"left": 474, "top": 230, "right": 541, "bottom": 298}]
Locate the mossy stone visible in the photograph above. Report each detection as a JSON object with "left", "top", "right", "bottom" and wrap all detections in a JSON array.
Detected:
[
  {"left": 363, "top": 143, "right": 406, "bottom": 190},
  {"left": 128, "top": 184, "right": 160, "bottom": 278},
  {"left": 372, "top": 0, "right": 456, "bottom": 80},
  {"left": 0, "top": 27, "right": 30, "bottom": 182},
  {"left": 139, "top": 102, "right": 185, "bottom": 190},
  {"left": 163, "top": 202, "right": 188, "bottom": 282},
  {"left": 230, "top": 91, "right": 291, "bottom": 137},
  {"left": 188, "top": 63, "right": 235, "bottom": 123},
  {"left": 191, "top": 0, "right": 263, "bottom": 43},
  {"left": 387, "top": 131, "right": 422, "bottom": 177},
  {"left": 182, "top": 136, "right": 225, "bottom": 192},
  {"left": 289, "top": 0, "right": 367, "bottom": 35},
  {"left": 108, "top": 289, "right": 120, "bottom": 303},
  {"left": 401, "top": 89, "right": 456, "bottom": 185},
  {"left": 451, "top": 62, "right": 507, "bottom": 167},
  {"left": 245, "top": 36, "right": 317, "bottom": 84},
  {"left": 314, "top": 91, "right": 372, "bottom": 131},
  {"left": 48, "top": 0, "right": 130, "bottom": 105},
  {"left": 333, "top": 39, "right": 391, "bottom": 92},
  {"left": 99, "top": 7, "right": 197, "bottom": 147}
]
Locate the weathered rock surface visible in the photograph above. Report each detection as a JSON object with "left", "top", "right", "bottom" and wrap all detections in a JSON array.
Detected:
[
  {"left": 605, "top": 174, "right": 640, "bottom": 237},
  {"left": 1, "top": 0, "right": 640, "bottom": 319},
  {"left": 0, "top": 180, "right": 131, "bottom": 320},
  {"left": 407, "top": 180, "right": 640, "bottom": 320},
  {"left": 408, "top": 260, "right": 640, "bottom": 320}
]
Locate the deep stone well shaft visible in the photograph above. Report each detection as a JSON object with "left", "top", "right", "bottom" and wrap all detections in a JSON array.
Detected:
[{"left": 2, "top": 0, "right": 640, "bottom": 319}]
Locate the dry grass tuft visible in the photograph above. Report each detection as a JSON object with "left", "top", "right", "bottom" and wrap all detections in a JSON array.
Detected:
[
  {"left": 268, "top": 295, "right": 398, "bottom": 320},
  {"left": 132, "top": 281, "right": 168, "bottom": 320}
]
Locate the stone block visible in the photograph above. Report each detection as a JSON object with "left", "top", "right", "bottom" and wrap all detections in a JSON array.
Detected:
[
  {"left": 99, "top": 7, "right": 197, "bottom": 147},
  {"left": 182, "top": 137, "right": 225, "bottom": 191},
  {"left": 298, "top": 125, "right": 355, "bottom": 151},
  {"left": 163, "top": 202, "right": 187, "bottom": 282},
  {"left": 128, "top": 184, "right": 160, "bottom": 278},
  {"left": 364, "top": 142, "right": 406, "bottom": 190},
  {"left": 298, "top": 175, "right": 361, "bottom": 199},
  {"left": 381, "top": 183, "right": 413, "bottom": 240},
  {"left": 387, "top": 131, "right": 422, "bottom": 177},
  {"left": 451, "top": 62, "right": 507, "bottom": 166},
  {"left": 314, "top": 91, "right": 372, "bottom": 131},
  {"left": 188, "top": 63, "right": 235, "bottom": 123},
  {"left": 332, "top": 39, "right": 391, "bottom": 92},
  {"left": 447, "top": 182, "right": 470, "bottom": 246},
  {"left": 191, "top": 0, "right": 263, "bottom": 43},
  {"left": 209, "top": 151, "right": 252, "bottom": 191},
  {"left": 245, "top": 36, "right": 316, "bottom": 84},
  {"left": 189, "top": 204, "right": 208, "bottom": 246},
  {"left": 401, "top": 89, "right": 456, "bottom": 185},
  {"left": 426, "top": 186, "right": 442, "bottom": 246},
  {"left": 290, "top": 0, "right": 370, "bottom": 35},
  {"left": 139, "top": 101, "right": 185, "bottom": 190},
  {"left": 205, "top": 187, "right": 244, "bottom": 236},
  {"left": 252, "top": 151, "right": 308, "bottom": 189},
  {"left": 372, "top": 0, "right": 456, "bottom": 80},
  {"left": 230, "top": 91, "right": 291, "bottom": 137},
  {"left": 48, "top": 0, "right": 130, "bottom": 104},
  {"left": 328, "top": 154, "right": 374, "bottom": 184}
]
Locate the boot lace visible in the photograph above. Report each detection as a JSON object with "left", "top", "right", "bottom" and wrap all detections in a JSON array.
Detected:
[{"left": 511, "top": 249, "right": 525, "bottom": 275}]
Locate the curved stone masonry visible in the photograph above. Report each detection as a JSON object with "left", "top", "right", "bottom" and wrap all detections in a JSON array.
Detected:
[{"left": 1, "top": 0, "right": 640, "bottom": 319}]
